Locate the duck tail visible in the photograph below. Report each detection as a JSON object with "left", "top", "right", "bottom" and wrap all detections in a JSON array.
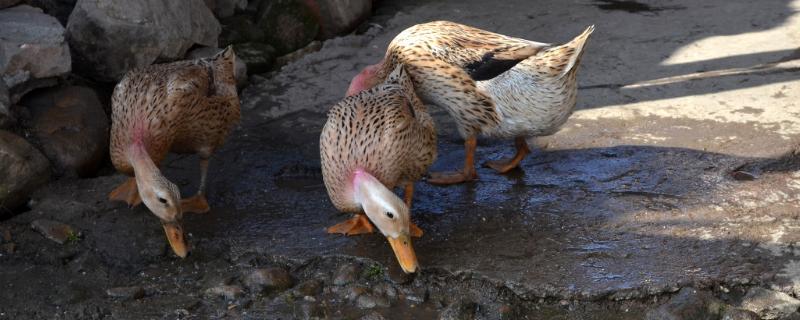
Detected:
[{"left": 536, "top": 25, "right": 594, "bottom": 78}]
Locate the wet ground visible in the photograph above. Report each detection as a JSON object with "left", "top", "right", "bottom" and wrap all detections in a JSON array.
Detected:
[{"left": 2, "top": 0, "right": 800, "bottom": 319}]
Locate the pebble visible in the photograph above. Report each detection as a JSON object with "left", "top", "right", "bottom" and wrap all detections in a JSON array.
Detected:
[
  {"left": 296, "top": 279, "right": 323, "bottom": 297},
  {"left": 106, "top": 286, "right": 145, "bottom": 300},
  {"left": 731, "top": 170, "right": 756, "bottom": 181},
  {"left": 205, "top": 285, "right": 244, "bottom": 300},
  {"left": 243, "top": 267, "right": 294, "bottom": 294},
  {"left": 333, "top": 263, "right": 361, "bottom": 286},
  {"left": 721, "top": 308, "right": 760, "bottom": 320},
  {"left": 356, "top": 294, "right": 389, "bottom": 309},
  {"left": 2, "top": 243, "right": 14, "bottom": 254},
  {"left": 30, "top": 219, "right": 77, "bottom": 244},
  {"left": 440, "top": 299, "right": 479, "bottom": 320},
  {"left": 360, "top": 311, "right": 387, "bottom": 320}
]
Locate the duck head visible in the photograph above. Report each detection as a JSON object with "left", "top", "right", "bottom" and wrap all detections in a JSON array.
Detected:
[
  {"left": 130, "top": 144, "right": 188, "bottom": 258},
  {"left": 352, "top": 169, "right": 418, "bottom": 273},
  {"left": 346, "top": 61, "right": 386, "bottom": 97}
]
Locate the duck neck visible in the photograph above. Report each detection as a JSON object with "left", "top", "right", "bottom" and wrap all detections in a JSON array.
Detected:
[
  {"left": 128, "top": 142, "right": 163, "bottom": 191},
  {"left": 351, "top": 169, "right": 390, "bottom": 209}
]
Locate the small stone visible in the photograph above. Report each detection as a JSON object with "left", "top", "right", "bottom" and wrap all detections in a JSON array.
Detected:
[
  {"left": 440, "top": 299, "right": 478, "bottom": 320},
  {"left": 296, "top": 279, "right": 323, "bottom": 297},
  {"left": 31, "top": 219, "right": 76, "bottom": 244},
  {"left": 3, "top": 243, "right": 15, "bottom": 254},
  {"left": 646, "top": 287, "right": 724, "bottom": 320},
  {"left": 356, "top": 294, "right": 389, "bottom": 309},
  {"left": 360, "top": 311, "right": 387, "bottom": 320},
  {"left": 740, "top": 287, "right": 800, "bottom": 320},
  {"left": 721, "top": 308, "right": 760, "bottom": 320},
  {"left": 293, "top": 301, "right": 324, "bottom": 320},
  {"left": 345, "top": 286, "right": 368, "bottom": 301},
  {"left": 106, "top": 286, "right": 145, "bottom": 300},
  {"left": 333, "top": 263, "right": 361, "bottom": 286},
  {"left": 205, "top": 285, "right": 244, "bottom": 300},
  {"left": 243, "top": 267, "right": 294, "bottom": 294},
  {"left": 732, "top": 170, "right": 756, "bottom": 181}
]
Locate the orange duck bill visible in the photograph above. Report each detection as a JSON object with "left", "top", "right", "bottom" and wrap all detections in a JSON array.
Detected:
[
  {"left": 162, "top": 221, "right": 189, "bottom": 258},
  {"left": 387, "top": 234, "right": 419, "bottom": 273}
]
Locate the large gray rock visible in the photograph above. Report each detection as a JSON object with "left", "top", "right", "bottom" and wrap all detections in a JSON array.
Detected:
[
  {"left": 21, "top": 86, "right": 109, "bottom": 177},
  {"left": 66, "top": 0, "right": 221, "bottom": 82},
  {"left": 0, "top": 81, "right": 12, "bottom": 128},
  {"left": 0, "top": 130, "right": 50, "bottom": 211},
  {"left": 740, "top": 287, "right": 800, "bottom": 320},
  {"left": 22, "top": 0, "right": 77, "bottom": 25},
  {"left": 309, "top": 0, "right": 372, "bottom": 39},
  {"left": 0, "top": 0, "right": 21, "bottom": 9},
  {"left": 254, "top": 0, "right": 319, "bottom": 54},
  {"left": 646, "top": 288, "right": 724, "bottom": 320},
  {"left": 0, "top": 5, "right": 71, "bottom": 88}
]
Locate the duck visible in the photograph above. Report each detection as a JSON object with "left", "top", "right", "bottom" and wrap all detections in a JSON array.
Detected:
[
  {"left": 321, "top": 64, "right": 436, "bottom": 273},
  {"left": 346, "top": 21, "right": 594, "bottom": 184},
  {"left": 108, "top": 46, "right": 241, "bottom": 257}
]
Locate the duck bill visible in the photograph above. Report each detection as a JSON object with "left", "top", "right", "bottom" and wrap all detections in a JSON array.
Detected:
[
  {"left": 386, "top": 234, "right": 418, "bottom": 273},
  {"left": 162, "top": 221, "right": 189, "bottom": 258}
]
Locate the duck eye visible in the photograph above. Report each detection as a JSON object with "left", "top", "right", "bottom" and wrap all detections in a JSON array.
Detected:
[
  {"left": 158, "top": 197, "right": 168, "bottom": 205},
  {"left": 386, "top": 212, "right": 394, "bottom": 219}
]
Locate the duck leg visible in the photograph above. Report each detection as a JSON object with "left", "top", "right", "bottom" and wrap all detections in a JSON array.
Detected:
[
  {"left": 428, "top": 136, "right": 478, "bottom": 185},
  {"left": 327, "top": 214, "right": 374, "bottom": 235},
  {"left": 181, "top": 156, "right": 211, "bottom": 214},
  {"left": 403, "top": 182, "right": 424, "bottom": 238},
  {"left": 484, "top": 137, "right": 530, "bottom": 173},
  {"left": 109, "top": 177, "right": 142, "bottom": 207}
]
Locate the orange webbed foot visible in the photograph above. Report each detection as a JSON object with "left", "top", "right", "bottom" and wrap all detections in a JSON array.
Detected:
[
  {"left": 327, "top": 215, "right": 374, "bottom": 236},
  {"left": 483, "top": 158, "right": 521, "bottom": 173},
  {"left": 181, "top": 194, "right": 211, "bottom": 214},
  {"left": 109, "top": 178, "right": 142, "bottom": 207},
  {"left": 410, "top": 223, "right": 423, "bottom": 238}
]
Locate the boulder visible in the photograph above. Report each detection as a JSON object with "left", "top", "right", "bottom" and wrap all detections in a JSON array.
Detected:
[
  {"left": 646, "top": 288, "right": 724, "bottom": 320},
  {"left": 0, "top": 5, "right": 71, "bottom": 88},
  {"left": 218, "top": 14, "right": 264, "bottom": 47},
  {"left": 254, "top": 0, "right": 319, "bottom": 54},
  {"left": 0, "top": 81, "right": 12, "bottom": 128},
  {"left": 21, "top": 0, "right": 77, "bottom": 25},
  {"left": 308, "top": 0, "right": 372, "bottom": 39},
  {"left": 233, "top": 42, "right": 277, "bottom": 75},
  {"left": 740, "top": 287, "right": 800, "bottom": 320},
  {"left": 204, "top": 0, "right": 246, "bottom": 19},
  {"left": 66, "top": 0, "right": 221, "bottom": 82},
  {"left": 0, "top": 130, "right": 50, "bottom": 211},
  {"left": 0, "top": 0, "right": 21, "bottom": 9},
  {"left": 21, "top": 86, "right": 109, "bottom": 177},
  {"left": 186, "top": 46, "right": 248, "bottom": 88}
]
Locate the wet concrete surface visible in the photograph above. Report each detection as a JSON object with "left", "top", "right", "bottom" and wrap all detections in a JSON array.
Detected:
[{"left": 2, "top": 0, "right": 800, "bottom": 318}]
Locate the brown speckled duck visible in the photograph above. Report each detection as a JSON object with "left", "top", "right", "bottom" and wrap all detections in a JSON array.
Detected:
[
  {"left": 321, "top": 64, "right": 436, "bottom": 273},
  {"left": 108, "top": 47, "right": 241, "bottom": 257},
  {"left": 347, "top": 21, "right": 593, "bottom": 184}
]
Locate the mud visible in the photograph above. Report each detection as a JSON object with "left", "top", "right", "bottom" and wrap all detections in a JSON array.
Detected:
[{"left": 2, "top": 0, "right": 800, "bottom": 319}]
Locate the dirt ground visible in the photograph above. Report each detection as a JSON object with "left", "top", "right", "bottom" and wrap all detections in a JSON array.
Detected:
[{"left": 1, "top": 0, "right": 800, "bottom": 319}]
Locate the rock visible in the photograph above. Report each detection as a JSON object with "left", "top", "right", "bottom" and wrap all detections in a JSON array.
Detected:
[
  {"left": 66, "top": 0, "right": 221, "bottom": 82},
  {"left": 333, "top": 263, "right": 361, "bottom": 286},
  {"left": 293, "top": 301, "right": 324, "bottom": 320},
  {"left": 275, "top": 41, "right": 322, "bottom": 67},
  {"left": 356, "top": 294, "right": 389, "bottom": 309},
  {"left": 646, "top": 288, "right": 724, "bottom": 320},
  {"left": 360, "top": 311, "right": 387, "bottom": 320},
  {"left": 740, "top": 287, "right": 800, "bottom": 320},
  {"left": 0, "top": 81, "right": 12, "bottom": 128},
  {"left": 21, "top": 0, "right": 77, "bottom": 25},
  {"left": 186, "top": 46, "right": 248, "bottom": 88},
  {"left": 732, "top": 170, "right": 756, "bottom": 181},
  {"left": 0, "top": 0, "right": 21, "bottom": 9},
  {"left": 218, "top": 14, "right": 264, "bottom": 47},
  {"left": 296, "top": 279, "right": 323, "bottom": 297},
  {"left": 308, "top": 0, "right": 371, "bottom": 39},
  {"left": 722, "top": 308, "right": 761, "bottom": 320},
  {"left": 440, "top": 299, "right": 479, "bottom": 320},
  {"left": 106, "top": 286, "right": 145, "bottom": 300},
  {"left": 204, "top": 0, "right": 246, "bottom": 19},
  {"left": 205, "top": 285, "right": 244, "bottom": 300},
  {"left": 31, "top": 219, "right": 77, "bottom": 244},
  {"left": 0, "top": 130, "right": 50, "bottom": 211},
  {"left": 0, "top": 5, "right": 71, "bottom": 88},
  {"left": 21, "top": 86, "right": 109, "bottom": 177},
  {"left": 243, "top": 267, "right": 294, "bottom": 293},
  {"left": 234, "top": 42, "right": 277, "bottom": 75},
  {"left": 254, "top": 0, "right": 319, "bottom": 54}
]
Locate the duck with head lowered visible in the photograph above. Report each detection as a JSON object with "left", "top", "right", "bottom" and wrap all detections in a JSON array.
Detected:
[
  {"left": 321, "top": 64, "right": 436, "bottom": 273},
  {"left": 347, "top": 21, "right": 594, "bottom": 184},
  {"left": 108, "top": 47, "right": 241, "bottom": 257}
]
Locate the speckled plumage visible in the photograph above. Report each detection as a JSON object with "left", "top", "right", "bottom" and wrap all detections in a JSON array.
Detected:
[
  {"left": 321, "top": 65, "right": 436, "bottom": 213},
  {"left": 481, "top": 25, "right": 594, "bottom": 138},
  {"left": 110, "top": 48, "right": 240, "bottom": 180}
]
